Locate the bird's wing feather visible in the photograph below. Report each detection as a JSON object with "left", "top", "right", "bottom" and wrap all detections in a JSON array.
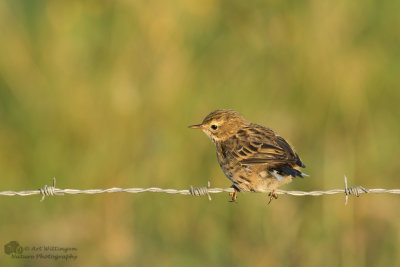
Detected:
[{"left": 231, "top": 124, "right": 305, "bottom": 168}]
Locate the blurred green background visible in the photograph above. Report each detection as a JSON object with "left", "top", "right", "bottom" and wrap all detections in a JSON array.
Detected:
[{"left": 1, "top": 0, "right": 399, "bottom": 266}]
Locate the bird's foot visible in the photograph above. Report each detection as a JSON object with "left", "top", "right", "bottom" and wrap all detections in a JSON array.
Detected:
[
  {"left": 229, "top": 189, "right": 238, "bottom": 202},
  {"left": 268, "top": 190, "right": 278, "bottom": 205}
]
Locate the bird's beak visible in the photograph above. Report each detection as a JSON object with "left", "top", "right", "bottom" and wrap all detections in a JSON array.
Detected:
[{"left": 188, "top": 124, "right": 204, "bottom": 130}]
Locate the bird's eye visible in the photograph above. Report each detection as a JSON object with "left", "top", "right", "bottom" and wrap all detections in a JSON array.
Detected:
[{"left": 211, "top": 124, "right": 218, "bottom": 130}]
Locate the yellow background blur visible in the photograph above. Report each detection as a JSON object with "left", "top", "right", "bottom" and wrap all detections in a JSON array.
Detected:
[{"left": 1, "top": 0, "right": 399, "bottom": 266}]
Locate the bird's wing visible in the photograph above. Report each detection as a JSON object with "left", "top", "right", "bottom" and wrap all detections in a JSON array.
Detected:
[{"left": 231, "top": 124, "right": 305, "bottom": 169}]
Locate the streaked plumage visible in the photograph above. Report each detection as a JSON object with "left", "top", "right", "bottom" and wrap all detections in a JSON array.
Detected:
[{"left": 189, "top": 109, "right": 306, "bottom": 202}]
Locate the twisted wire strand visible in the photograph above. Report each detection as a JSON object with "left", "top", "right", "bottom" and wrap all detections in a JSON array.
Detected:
[{"left": 0, "top": 176, "right": 399, "bottom": 204}]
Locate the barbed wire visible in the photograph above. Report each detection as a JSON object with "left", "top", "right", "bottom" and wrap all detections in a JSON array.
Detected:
[{"left": 0, "top": 176, "right": 399, "bottom": 204}]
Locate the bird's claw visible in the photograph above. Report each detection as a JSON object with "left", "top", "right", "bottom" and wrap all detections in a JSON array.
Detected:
[
  {"left": 268, "top": 191, "right": 278, "bottom": 205},
  {"left": 229, "top": 190, "right": 238, "bottom": 202}
]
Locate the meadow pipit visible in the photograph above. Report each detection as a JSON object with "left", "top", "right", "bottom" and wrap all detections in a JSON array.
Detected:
[{"left": 189, "top": 109, "right": 306, "bottom": 203}]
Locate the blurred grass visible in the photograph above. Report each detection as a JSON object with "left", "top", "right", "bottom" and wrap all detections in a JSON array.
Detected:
[{"left": 0, "top": 0, "right": 400, "bottom": 266}]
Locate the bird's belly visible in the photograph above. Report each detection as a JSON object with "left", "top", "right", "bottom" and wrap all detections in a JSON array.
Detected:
[
  {"left": 218, "top": 158, "right": 293, "bottom": 192},
  {"left": 218, "top": 159, "right": 254, "bottom": 192}
]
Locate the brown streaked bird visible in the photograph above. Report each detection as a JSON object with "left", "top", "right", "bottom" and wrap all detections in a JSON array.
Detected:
[{"left": 189, "top": 109, "right": 306, "bottom": 203}]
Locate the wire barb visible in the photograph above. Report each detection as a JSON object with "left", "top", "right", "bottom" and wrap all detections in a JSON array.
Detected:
[
  {"left": 344, "top": 175, "right": 369, "bottom": 205},
  {"left": 189, "top": 181, "right": 212, "bottom": 200},
  {"left": 39, "top": 177, "right": 64, "bottom": 201}
]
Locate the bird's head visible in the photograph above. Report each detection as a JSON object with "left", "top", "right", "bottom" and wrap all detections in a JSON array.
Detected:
[{"left": 189, "top": 109, "right": 249, "bottom": 142}]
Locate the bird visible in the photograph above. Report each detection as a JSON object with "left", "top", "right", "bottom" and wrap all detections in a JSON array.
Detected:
[{"left": 189, "top": 109, "right": 306, "bottom": 203}]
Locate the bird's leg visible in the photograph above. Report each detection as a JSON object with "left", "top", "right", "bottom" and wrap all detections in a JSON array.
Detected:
[
  {"left": 229, "top": 186, "right": 238, "bottom": 202},
  {"left": 268, "top": 190, "right": 278, "bottom": 205}
]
